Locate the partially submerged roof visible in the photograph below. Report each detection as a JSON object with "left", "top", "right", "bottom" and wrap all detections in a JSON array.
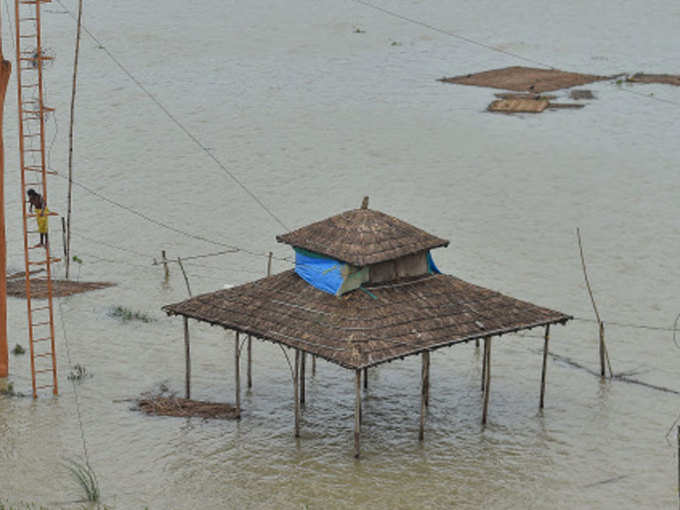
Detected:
[
  {"left": 276, "top": 208, "right": 449, "bottom": 266},
  {"left": 440, "top": 66, "right": 611, "bottom": 92},
  {"left": 163, "top": 270, "right": 570, "bottom": 370}
]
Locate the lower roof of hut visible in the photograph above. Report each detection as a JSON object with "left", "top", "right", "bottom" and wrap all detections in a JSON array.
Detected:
[{"left": 163, "top": 271, "right": 571, "bottom": 370}]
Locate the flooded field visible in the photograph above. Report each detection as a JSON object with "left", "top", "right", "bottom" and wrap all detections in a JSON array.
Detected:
[{"left": 1, "top": 0, "right": 680, "bottom": 508}]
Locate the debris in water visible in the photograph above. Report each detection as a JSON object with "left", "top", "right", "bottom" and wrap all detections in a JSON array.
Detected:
[
  {"left": 137, "top": 393, "right": 239, "bottom": 419},
  {"left": 7, "top": 277, "right": 114, "bottom": 299},
  {"left": 570, "top": 89, "right": 596, "bottom": 100},
  {"left": 627, "top": 73, "right": 680, "bottom": 86}
]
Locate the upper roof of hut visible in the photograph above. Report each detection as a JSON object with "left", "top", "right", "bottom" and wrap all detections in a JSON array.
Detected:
[{"left": 276, "top": 204, "right": 449, "bottom": 266}]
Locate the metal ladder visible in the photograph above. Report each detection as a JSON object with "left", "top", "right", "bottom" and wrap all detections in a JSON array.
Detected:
[{"left": 14, "top": 0, "right": 59, "bottom": 398}]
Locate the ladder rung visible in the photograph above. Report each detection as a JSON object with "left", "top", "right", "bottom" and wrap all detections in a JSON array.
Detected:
[
  {"left": 20, "top": 56, "right": 53, "bottom": 62},
  {"left": 19, "top": 34, "right": 37, "bottom": 39},
  {"left": 35, "top": 384, "right": 53, "bottom": 390},
  {"left": 35, "top": 369, "right": 53, "bottom": 374},
  {"left": 19, "top": 17, "right": 38, "bottom": 22},
  {"left": 33, "top": 337, "right": 51, "bottom": 343},
  {"left": 24, "top": 167, "right": 57, "bottom": 175},
  {"left": 27, "top": 212, "right": 58, "bottom": 218},
  {"left": 32, "top": 305, "right": 50, "bottom": 312},
  {"left": 35, "top": 352, "right": 53, "bottom": 358},
  {"left": 21, "top": 83, "right": 38, "bottom": 88},
  {"left": 28, "top": 258, "right": 61, "bottom": 266},
  {"left": 31, "top": 321, "right": 49, "bottom": 327}
]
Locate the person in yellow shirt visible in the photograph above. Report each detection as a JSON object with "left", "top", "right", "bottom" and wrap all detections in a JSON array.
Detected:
[{"left": 27, "top": 188, "right": 49, "bottom": 247}]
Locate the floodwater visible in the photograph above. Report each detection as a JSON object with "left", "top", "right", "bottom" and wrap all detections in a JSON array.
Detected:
[{"left": 1, "top": 0, "right": 679, "bottom": 508}]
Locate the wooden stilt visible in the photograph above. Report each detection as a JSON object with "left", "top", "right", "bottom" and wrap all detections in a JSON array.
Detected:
[
  {"left": 363, "top": 368, "right": 368, "bottom": 390},
  {"left": 183, "top": 317, "right": 190, "bottom": 399},
  {"left": 300, "top": 352, "right": 306, "bottom": 406},
  {"left": 475, "top": 339, "right": 479, "bottom": 349},
  {"left": 354, "top": 369, "right": 361, "bottom": 458},
  {"left": 247, "top": 334, "right": 252, "bottom": 389},
  {"left": 540, "top": 324, "right": 550, "bottom": 409},
  {"left": 482, "top": 337, "right": 491, "bottom": 425},
  {"left": 161, "top": 250, "right": 169, "bottom": 280},
  {"left": 312, "top": 355, "right": 316, "bottom": 376},
  {"left": 424, "top": 351, "right": 430, "bottom": 407},
  {"left": 294, "top": 350, "right": 300, "bottom": 437},
  {"left": 234, "top": 332, "right": 241, "bottom": 419},
  {"left": 481, "top": 336, "right": 488, "bottom": 392},
  {"left": 419, "top": 352, "right": 428, "bottom": 441}
]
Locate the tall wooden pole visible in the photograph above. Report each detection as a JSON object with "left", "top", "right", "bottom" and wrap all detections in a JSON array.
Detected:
[
  {"left": 354, "top": 369, "right": 361, "bottom": 458},
  {"left": 482, "top": 337, "right": 491, "bottom": 425},
  {"left": 0, "top": 52, "right": 11, "bottom": 379},
  {"left": 312, "top": 355, "right": 316, "bottom": 376},
  {"left": 234, "top": 332, "right": 241, "bottom": 419},
  {"left": 424, "top": 351, "right": 430, "bottom": 407},
  {"left": 64, "top": 0, "right": 83, "bottom": 280},
  {"left": 540, "top": 324, "right": 550, "bottom": 409},
  {"left": 294, "top": 349, "right": 300, "bottom": 438},
  {"left": 599, "top": 321, "right": 605, "bottom": 377},
  {"left": 183, "top": 317, "right": 191, "bottom": 399},
  {"left": 363, "top": 367, "right": 368, "bottom": 389}
]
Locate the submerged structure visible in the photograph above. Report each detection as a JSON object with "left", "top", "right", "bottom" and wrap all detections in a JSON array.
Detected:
[{"left": 163, "top": 199, "right": 571, "bottom": 457}]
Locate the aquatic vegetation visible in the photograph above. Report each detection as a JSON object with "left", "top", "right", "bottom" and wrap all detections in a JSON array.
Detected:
[
  {"left": 12, "top": 343, "right": 25, "bottom": 355},
  {"left": 64, "top": 458, "right": 100, "bottom": 502},
  {"left": 108, "top": 305, "right": 154, "bottom": 323},
  {"left": 67, "top": 364, "right": 92, "bottom": 381}
]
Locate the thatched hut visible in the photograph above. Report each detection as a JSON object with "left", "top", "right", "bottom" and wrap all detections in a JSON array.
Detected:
[{"left": 163, "top": 199, "right": 571, "bottom": 457}]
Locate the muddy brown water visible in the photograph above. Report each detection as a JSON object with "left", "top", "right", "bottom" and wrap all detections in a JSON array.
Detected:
[{"left": 1, "top": 1, "right": 680, "bottom": 508}]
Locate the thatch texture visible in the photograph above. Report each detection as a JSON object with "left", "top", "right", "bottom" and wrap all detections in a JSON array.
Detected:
[
  {"left": 488, "top": 98, "right": 550, "bottom": 113},
  {"left": 440, "top": 66, "right": 610, "bottom": 92},
  {"left": 627, "top": 73, "right": 680, "bottom": 86},
  {"left": 163, "top": 270, "right": 570, "bottom": 370},
  {"left": 276, "top": 208, "right": 449, "bottom": 266},
  {"left": 7, "top": 277, "right": 114, "bottom": 299}
]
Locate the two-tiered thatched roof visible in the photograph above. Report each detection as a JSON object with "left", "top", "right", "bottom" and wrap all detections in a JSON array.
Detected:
[{"left": 164, "top": 206, "right": 569, "bottom": 369}]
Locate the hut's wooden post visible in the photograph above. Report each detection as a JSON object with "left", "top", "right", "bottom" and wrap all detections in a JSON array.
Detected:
[
  {"left": 599, "top": 321, "right": 605, "bottom": 377},
  {"left": 294, "top": 350, "right": 300, "bottom": 438},
  {"left": 482, "top": 337, "right": 491, "bottom": 425},
  {"left": 475, "top": 339, "right": 479, "bottom": 349},
  {"left": 540, "top": 324, "right": 550, "bottom": 409},
  {"left": 425, "top": 351, "right": 430, "bottom": 407},
  {"left": 300, "top": 351, "right": 306, "bottom": 406},
  {"left": 354, "top": 369, "right": 361, "bottom": 458},
  {"left": 419, "top": 351, "right": 429, "bottom": 441},
  {"left": 312, "top": 355, "right": 316, "bottom": 376},
  {"left": 234, "top": 332, "right": 241, "bottom": 419},
  {"left": 363, "top": 368, "right": 368, "bottom": 389},
  {"left": 481, "top": 336, "right": 488, "bottom": 392},
  {"left": 247, "top": 334, "right": 252, "bottom": 389},
  {"left": 183, "top": 317, "right": 190, "bottom": 399}
]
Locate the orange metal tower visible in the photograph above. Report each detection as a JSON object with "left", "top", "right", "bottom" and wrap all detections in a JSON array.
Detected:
[{"left": 14, "top": 0, "right": 58, "bottom": 398}]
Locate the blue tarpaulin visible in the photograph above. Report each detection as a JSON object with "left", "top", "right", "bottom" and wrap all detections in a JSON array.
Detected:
[
  {"left": 427, "top": 251, "right": 441, "bottom": 274},
  {"left": 294, "top": 248, "right": 345, "bottom": 295}
]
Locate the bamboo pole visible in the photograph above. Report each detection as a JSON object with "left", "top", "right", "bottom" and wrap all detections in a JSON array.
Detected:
[
  {"left": 300, "top": 351, "right": 306, "bottom": 406},
  {"left": 540, "top": 324, "right": 550, "bottom": 409},
  {"left": 354, "top": 369, "right": 361, "bottom": 458},
  {"left": 177, "top": 257, "right": 192, "bottom": 296},
  {"left": 267, "top": 251, "right": 272, "bottom": 277},
  {"left": 482, "top": 337, "right": 491, "bottom": 425},
  {"left": 234, "top": 332, "right": 241, "bottom": 419},
  {"left": 677, "top": 425, "right": 679, "bottom": 510},
  {"left": 0, "top": 55, "right": 9, "bottom": 379},
  {"left": 64, "top": 0, "right": 83, "bottom": 281},
  {"left": 363, "top": 367, "right": 368, "bottom": 389},
  {"left": 294, "top": 349, "right": 300, "bottom": 437},
  {"left": 312, "top": 355, "right": 316, "bottom": 376},
  {"left": 184, "top": 317, "right": 191, "bottom": 399},
  {"left": 247, "top": 334, "right": 252, "bottom": 389}
]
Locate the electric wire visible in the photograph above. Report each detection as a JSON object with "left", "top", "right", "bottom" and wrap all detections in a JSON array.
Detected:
[{"left": 53, "top": 0, "right": 290, "bottom": 232}]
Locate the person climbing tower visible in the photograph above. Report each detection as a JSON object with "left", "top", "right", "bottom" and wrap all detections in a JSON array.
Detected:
[{"left": 27, "top": 188, "right": 50, "bottom": 247}]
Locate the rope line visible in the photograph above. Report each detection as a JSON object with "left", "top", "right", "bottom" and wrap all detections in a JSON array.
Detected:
[
  {"left": 57, "top": 300, "right": 93, "bottom": 469},
  {"left": 53, "top": 0, "right": 290, "bottom": 232}
]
